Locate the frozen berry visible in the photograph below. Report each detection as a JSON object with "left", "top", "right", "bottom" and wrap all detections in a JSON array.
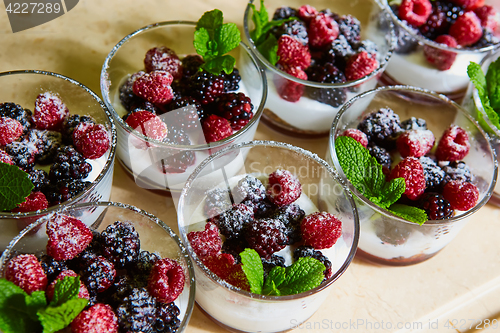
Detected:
[
  {"left": 261, "top": 255, "right": 285, "bottom": 279},
  {"left": 272, "top": 203, "right": 305, "bottom": 245},
  {"left": 80, "top": 254, "right": 116, "bottom": 293},
  {"left": 39, "top": 254, "right": 68, "bottom": 280},
  {"left": 449, "top": 11, "right": 483, "bottom": 46},
  {"left": 397, "top": 129, "right": 435, "bottom": 158},
  {"left": 61, "top": 114, "right": 95, "bottom": 144},
  {"left": 46, "top": 214, "right": 93, "bottom": 261},
  {"left": 273, "top": 6, "right": 297, "bottom": 20},
  {"left": 277, "top": 35, "right": 311, "bottom": 69},
  {"left": 442, "top": 180, "right": 479, "bottom": 210},
  {"left": 357, "top": 108, "right": 403, "bottom": 148},
  {"left": 181, "top": 54, "right": 204, "bottom": 78},
  {"left": 398, "top": 0, "right": 433, "bottom": 27},
  {"left": 245, "top": 218, "right": 288, "bottom": 259},
  {"left": 420, "top": 156, "right": 445, "bottom": 190},
  {"left": 389, "top": 157, "right": 426, "bottom": 200},
  {"left": 323, "top": 35, "right": 355, "bottom": 70},
  {"left": 201, "top": 252, "right": 235, "bottom": 280},
  {"left": 275, "top": 65, "right": 307, "bottom": 102},
  {"left": 116, "top": 287, "right": 156, "bottom": 333},
  {"left": 5, "top": 254, "right": 47, "bottom": 294},
  {"left": 267, "top": 169, "right": 302, "bottom": 206},
  {"left": 133, "top": 71, "right": 174, "bottom": 104},
  {"left": 401, "top": 117, "right": 427, "bottom": 130},
  {"left": 71, "top": 303, "right": 118, "bottom": 333},
  {"left": 5, "top": 141, "right": 36, "bottom": 171},
  {"left": 423, "top": 34, "right": 458, "bottom": 70},
  {"left": 419, "top": 192, "right": 454, "bottom": 220},
  {"left": 474, "top": 5, "right": 498, "bottom": 31},
  {"left": 101, "top": 221, "right": 140, "bottom": 269},
  {"left": 368, "top": 143, "right": 392, "bottom": 170},
  {"left": 46, "top": 270, "right": 90, "bottom": 301},
  {"left": 450, "top": 0, "right": 483, "bottom": 9},
  {"left": 165, "top": 96, "right": 204, "bottom": 130},
  {"left": 308, "top": 13, "right": 339, "bottom": 48},
  {"left": 32, "top": 92, "right": 69, "bottom": 130},
  {"left": 341, "top": 129, "right": 368, "bottom": 148},
  {"left": 148, "top": 258, "right": 185, "bottom": 303},
  {"left": 0, "top": 149, "right": 14, "bottom": 165},
  {"left": 44, "top": 179, "right": 90, "bottom": 205},
  {"left": 419, "top": 7, "right": 448, "bottom": 40},
  {"left": 442, "top": 160, "right": 473, "bottom": 184},
  {"left": 306, "top": 62, "right": 347, "bottom": 107},
  {"left": 144, "top": 46, "right": 182, "bottom": 79},
  {"left": 338, "top": 15, "right": 361, "bottom": 45},
  {"left": 73, "top": 122, "right": 110, "bottom": 159},
  {"left": 0, "top": 117, "right": 23, "bottom": 145},
  {"left": 0, "top": 102, "right": 32, "bottom": 134},
  {"left": 202, "top": 114, "right": 233, "bottom": 143},
  {"left": 186, "top": 71, "right": 225, "bottom": 105},
  {"left": 301, "top": 212, "right": 342, "bottom": 249},
  {"left": 187, "top": 222, "right": 222, "bottom": 258},
  {"left": 213, "top": 92, "right": 254, "bottom": 131},
  {"left": 49, "top": 146, "right": 92, "bottom": 181},
  {"left": 28, "top": 129, "right": 62, "bottom": 164},
  {"left": 204, "top": 187, "right": 232, "bottom": 217},
  {"left": 272, "top": 19, "right": 309, "bottom": 46},
  {"left": 155, "top": 302, "right": 181, "bottom": 333},
  {"left": 435, "top": 125, "right": 470, "bottom": 161},
  {"left": 233, "top": 175, "right": 266, "bottom": 204},
  {"left": 125, "top": 110, "right": 168, "bottom": 141},
  {"left": 345, "top": 51, "right": 379, "bottom": 81},
  {"left": 211, "top": 203, "right": 254, "bottom": 240},
  {"left": 12, "top": 191, "right": 48, "bottom": 213}
]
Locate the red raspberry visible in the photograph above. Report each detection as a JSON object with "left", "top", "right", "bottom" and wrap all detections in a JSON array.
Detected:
[
  {"left": 201, "top": 253, "right": 235, "bottom": 280},
  {"left": 341, "top": 129, "right": 368, "bottom": 148},
  {"left": 389, "top": 157, "right": 426, "bottom": 200},
  {"left": 71, "top": 303, "right": 118, "bottom": 333},
  {"left": 148, "top": 258, "right": 185, "bottom": 303},
  {"left": 398, "top": 0, "right": 433, "bottom": 27},
  {"left": 277, "top": 35, "right": 311, "bottom": 69},
  {"left": 396, "top": 129, "right": 435, "bottom": 158},
  {"left": 125, "top": 110, "right": 168, "bottom": 141},
  {"left": 297, "top": 5, "right": 318, "bottom": 23},
  {"left": 267, "top": 169, "right": 302, "bottom": 206},
  {"left": 12, "top": 191, "right": 48, "bottom": 213},
  {"left": 423, "top": 35, "right": 458, "bottom": 71},
  {"left": 132, "top": 70, "right": 174, "bottom": 104},
  {"left": 0, "top": 117, "right": 23, "bottom": 146},
  {"left": 5, "top": 254, "right": 47, "bottom": 294},
  {"left": 450, "top": 0, "right": 483, "bottom": 9},
  {"left": 225, "top": 264, "right": 250, "bottom": 292},
  {"left": 345, "top": 51, "right": 379, "bottom": 82},
  {"left": 187, "top": 222, "right": 222, "bottom": 258},
  {"left": 46, "top": 270, "right": 90, "bottom": 301},
  {"left": 308, "top": 13, "right": 340, "bottom": 48},
  {"left": 275, "top": 66, "right": 307, "bottom": 103},
  {"left": 144, "top": 46, "right": 183, "bottom": 79},
  {"left": 442, "top": 180, "right": 479, "bottom": 211},
  {"left": 33, "top": 92, "right": 69, "bottom": 130},
  {"left": 435, "top": 125, "right": 470, "bottom": 161},
  {"left": 474, "top": 5, "right": 499, "bottom": 31},
  {"left": 0, "top": 149, "right": 14, "bottom": 165},
  {"left": 301, "top": 212, "right": 342, "bottom": 249},
  {"left": 73, "top": 122, "right": 110, "bottom": 159},
  {"left": 46, "top": 214, "right": 93, "bottom": 261},
  {"left": 202, "top": 114, "right": 233, "bottom": 143},
  {"left": 449, "top": 11, "right": 483, "bottom": 46}
]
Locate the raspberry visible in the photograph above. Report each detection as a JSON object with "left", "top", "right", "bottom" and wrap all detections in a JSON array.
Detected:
[
  {"left": 420, "top": 156, "right": 445, "bottom": 190},
  {"left": 435, "top": 125, "right": 470, "bottom": 161},
  {"left": 12, "top": 191, "right": 48, "bottom": 213},
  {"left": 357, "top": 108, "right": 403, "bottom": 148},
  {"left": 396, "top": 129, "right": 435, "bottom": 158},
  {"left": 0, "top": 149, "right": 14, "bottom": 165},
  {"left": 0, "top": 102, "right": 32, "bottom": 134},
  {"left": 306, "top": 62, "right": 347, "bottom": 107},
  {"left": 166, "top": 96, "right": 204, "bottom": 130},
  {"left": 73, "top": 122, "right": 110, "bottom": 159},
  {"left": 80, "top": 254, "right": 116, "bottom": 293},
  {"left": 46, "top": 270, "right": 90, "bottom": 301},
  {"left": 224, "top": 263, "right": 250, "bottom": 291},
  {"left": 32, "top": 92, "right": 69, "bottom": 130},
  {"left": 125, "top": 110, "right": 168, "bottom": 141},
  {"left": 201, "top": 253, "right": 235, "bottom": 280},
  {"left": 442, "top": 160, "right": 473, "bottom": 184},
  {"left": 61, "top": 114, "right": 95, "bottom": 144},
  {"left": 341, "top": 129, "right": 368, "bottom": 148},
  {"left": 46, "top": 214, "right": 93, "bottom": 261},
  {"left": 202, "top": 114, "right": 233, "bottom": 143},
  {"left": 5, "top": 254, "right": 47, "bottom": 294},
  {"left": 474, "top": 5, "right": 498, "bottom": 31},
  {"left": 233, "top": 175, "right": 266, "bottom": 204},
  {"left": 294, "top": 246, "right": 333, "bottom": 279},
  {"left": 338, "top": 15, "right": 361, "bottom": 45},
  {"left": 0, "top": 117, "right": 23, "bottom": 145},
  {"left": 144, "top": 46, "right": 183, "bottom": 79},
  {"left": 116, "top": 287, "right": 156, "bottom": 333},
  {"left": 273, "top": 6, "right": 298, "bottom": 20},
  {"left": 449, "top": 11, "right": 483, "bottom": 46},
  {"left": 148, "top": 258, "right": 185, "bottom": 303},
  {"left": 419, "top": 192, "right": 454, "bottom": 220},
  {"left": 419, "top": 7, "right": 448, "bottom": 40},
  {"left": 345, "top": 51, "right": 379, "bottom": 81},
  {"left": 71, "top": 303, "right": 118, "bottom": 333},
  {"left": 308, "top": 13, "right": 340, "bottom": 48},
  {"left": 277, "top": 35, "right": 311, "bottom": 69},
  {"left": 44, "top": 179, "right": 90, "bottom": 205},
  {"left": 187, "top": 222, "right": 222, "bottom": 257},
  {"left": 211, "top": 203, "right": 254, "bottom": 240},
  {"left": 275, "top": 66, "right": 307, "bottom": 102},
  {"left": 133, "top": 71, "right": 174, "bottom": 104},
  {"left": 450, "top": 0, "right": 482, "bottom": 9},
  {"left": 245, "top": 218, "right": 288, "bottom": 259},
  {"left": 49, "top": 146, "right": 92, "bottom": 181},
  {"left": 204, "top": 187, "right": 232, "bottom": 217},
  {"left": 28, "top": 129, "right": 62, "bottom": 164},
  {"left": 155, "top": 302, "right": 181, "bottom": 333},
  {"left": 398, "top": 0, "right": 433, "bottom": 27},
  {"left": 300, "top": 212, "right": 342, "bottom": 249},
  {"left": 389, "top": 157, "right": 426, "bottom": 200},
  {"left": 401, "top": 117, "right": 427, "bottom": 130},
  {"left": 367, "top": 143, "right": 392, "bottom": 170},
  {"left": 297, "top": 5, "right": 318, "bottom": 23},
  {"left": 221, "top": 68, "right": 241, "bottom": 92},
  {"left": 267, "top": 169, "right": 302, "bottom": 206},
  {"left": 272, "top": 19, "right": 309, "bottom": 46},
  {"left": 442, "top": 180, "right": 479, "bottom": 210},
  {"left": 423, "top": 34, "right": 458, "bottom": 70},
  {"left": 101, "top": 221, "right": 140, "bottom": 269},
  {"left": 213, "top": 92, "right": 254, "bottom": 131},
  {"left": 186, "top": 71, "right": 225, "bottom": 105},
  {"left": 272, "top": 203, "right": 305, "bottom": 244},
  {"left": 5, "top": 141, "right": 36, "bottom": 171}
]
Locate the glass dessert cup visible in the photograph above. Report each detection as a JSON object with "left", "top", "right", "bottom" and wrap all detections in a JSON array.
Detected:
[
  {"left": 243, "top": 0, "right": 396, "bottom": 138},
  {"left": 328, "top": 86, "right": 497, "bottom": 266},
  {"left": 177, "top": 140, "right": 359, "bottom": 333},
  {"left": 100, "top": 21, "right": 267, "bottom": 193},
  {"left": 0, "top": 70, "right": 116, "bottom": 251},
  {"left": 379, "top": 0, "right": 500, "bottom": 101},
  {"left": 0, "top": 201, "right": 196, "bottom": 332}
]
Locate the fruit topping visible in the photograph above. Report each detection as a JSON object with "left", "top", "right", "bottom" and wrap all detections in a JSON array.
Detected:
[
  {"left": 398, "top": 0, "right": 433, "bottom": 27},
  {"left": 73, "top": 122, "right": 110, "bottom": 159},
  {"left": 301, "top": 212, "right": 342, "bottom": 249},
  {"left": 435, "top": 125, "right": 470, "bottom": 161},
  {"left": 46, "top": 214, "right": 93, "bottom": 261},
  {"left": 147, "top": 258, "right": 185, "bottom": 304},
  {"left": 132, "top": 71, "right": 174, "bottom": 104},
  {"left": 396, "top": 129, "right": 435, "bottom": 158},
  {"left": 389, "top": 157, "right": 427, "bottom": 200},
  {"left": 144, "top": 46, "right": 183, "bottom": 79},
  {"left": 71, "top": 303, "right": 118, "bottom": 333},
  {"left": 442, "top": 180, "right": 479, "bottom": 210},
  {"left": 419, "top": 192, "right": 454, "bottom": 219},
  {"left": 5, "top": 254, "right": 47, "bottom": 294},
  {"left": 125, "top": 110, "right": 168, "bottom": 141},
  {"left": 267, "top": 169, "right": 302, "bottom": 206},
  {"left": 32, "top": 92, "right": 69, "bottom": 130},
  {"left": 341, "top": 128, "right": 368, "bottom": 148},
  {"left": 423, "top": 34, "right": 458, "bottom": 70},
  {"left": 0, "top": 117, "right": 23, "bottom": 145}
]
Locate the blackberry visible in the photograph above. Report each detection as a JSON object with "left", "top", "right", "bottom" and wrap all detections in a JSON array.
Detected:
[
  {"left": 204, "top": 187, "right": 232, "bottom": 217},
  {"left": 28, "top": 129, "right": 62, "bottom": 164},
  {"left": 165, "top": 96, "right": 204, "bottom": 130},
  {"left": 441, "top": 161, "right": 473, "bottom": 185},
  {"left": 272, "top": 203, "right": 305, "bottom": 244},
  {"left": 272, "top": 6, "right": 297, "bottom": 20},
  {"left": 401, "top": 117, "right": 427, "bottom": 130},
  {"left": 49, "top": 146, "right": 91, "bottom": 181},
  {"left": 357, "top": 108, "right": 403, "bottom": 149},
  {"left": 419, "top": 192, "right": 454, "bottom": 220},
  {"left": 420, "top": 156, "right": 445, "bottom": 191},
  {"left": 232, "top": 175, "right": 266, "bottom": 205},
  {"left": 160, "top": 127, "right": 195, "bottom": 173},
  {"left": 337, "top": 15, "right": 361, "bottom": 45},
  {"left": 155, "top": 302, "right": 181, "bottom": 333},
  {"left": 323, "top": 35, "right": 355, "bottom": 70},
  {"left": 101, "top": 221, "right": 140, "bottom": 269},
  {"left": 419, "top": 8, "right": 448, "bottom": 40},
  {"left": 212, "top": 203, "right": 254, "bottom": 240},
  {"left": 435, "top": 1, "right": 464, "bottom": 25},
  {"left": 185, "top": 71, "right": 225, "bottom": 105},
  {"left": 245, "top": 197, "right": 278, "bottom": 219},
  {"left": 181, "top": 55, "right": 204, "bottom": 79},
  {"left": 61, "top": 114, "right": 95, "bottom": 144},
  {"left": 39, "top": 254, "right": 68, "bottom": 280},
  {"left": 98, "top": 274, "right": 133, "bottom": 308},
  {"left": 80, "top": 254, "right": 116, "bottom": 293},
  {"left": 367, "top": 143, "right": 392, "bottom": 170},
  {"left": 43, "top": 179, "right": 91, "bottom": 205},
  {"left": 212, "top": 92, "right": 254, "bottom": 130},
  {"left": 5, "top": 141, "right": 35, "bottom": 170},
  {"left": 221, "top": 68, "right": 241, "bottom": 92},
  {"left": 221, "top": 238, "right": 248, "bottom": 264},
  {"left": 245, "top": 218, "right": 288, "bottom": 259},
  {"left": 27, "top": 169, "right": 49, "bottom": 192},
  {"left": 470, "top": 29, "right": 500, "bottom": 49},
  {"left": 0, "top": 102, "right": 32, "bottom": 134},
  {"left": 375, "top": 221, "right": 411, "bottom": 245},
  {"left": 116, "top": 287, "right": 156, "bottom": 333},
  {"left": 135, "top": 250, "right": 161, "bottom": 275},
  {"left": 271, "top": 19, "right": 309, "bottom": 46},
  {"left": 355, "top": 40, "right": 378, "bottom": 56},
  {"left": 261, "top": 255, "right": 285, "bottom": 279},
  {"left": 294, "top": 246, "right": 332, "bottom": 280},
  {"left": 306, "top": 62, "right": 347, "bottom": 107},
  {"left": 119, "top": 71, "right": 146, "bottom": 112}
]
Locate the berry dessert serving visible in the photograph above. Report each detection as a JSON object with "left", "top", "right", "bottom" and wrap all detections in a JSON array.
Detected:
[
  {"left": 329, "top": 86, "right": 497, "bottom": 266},
  {"left": 243, "top": 0, "right": 396, "bottom": 136},
  {"left": 0, "top": 201, "right": 195, "bottom": 333},
  {"left": 101, "top": 10, "right": 266, "bottom": 192},
  {"left": 380, "top": 0, "right": 500, "bottom": 99},
  {"left": 178, "top": 141, "right": 358, "bottom": 333}
]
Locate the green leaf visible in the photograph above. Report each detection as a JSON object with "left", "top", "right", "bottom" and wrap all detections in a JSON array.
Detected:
[
  {"left": 262, "top": 266, "right": 286, "bottom": 296},
  {"left": 486, "top": 57, "right": 500, "bottom": 111},
  {"left": 203, "top": 55, "right": 236, "bottom": 75},
  {"left": 196, "top": 9, "right": 224, "bottom": 39},
  {"left": 240, "top": 248, "right": 264, "bottom": 294},
  {"left": 256, "top": 34, "right": 279, "bottom": 66},
  {"left": 377, "top": 177, "right": 406, "bottom": 209},
  {"left": 388, "top": 204, "right": 428, "bottom": 225},
  {"left": 38, "top": 298, "right": 88, "bottom": 333},
  {"left": 25, "top": 291, "right": 48, "bottom": 321},
  {"left": 50, "top": 276, "right": 80, "bottom": 307},
  {"left": 215, "top": 23, "right": 241, "bottom": 55},
  {"left": 468, "top": 61, "right": 500, "bottom": 130},
  {"left": 193, "top": 28, "right": 211, "bottom": 58},
  {"left": 0, "top": 162, "right": 34, "bottom": 211}
]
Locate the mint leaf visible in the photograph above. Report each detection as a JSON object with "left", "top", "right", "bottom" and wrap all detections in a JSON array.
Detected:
[
  {"left": 50, "top": 276, "right": 80, "bottom": 307},
  {"left": 203, "top": 55, "right": 236, "bottom": 75},
  {"left": 38, "top": 298, "right": 88, "bottom": 333},
  {"left": 193, "top": 28, "right": 211, "bottom": 58},
  {"left": 0, "top": 162, "right": 34, "bottom": 211},
  {"left": 215, "top": 23, "right": 241, "bottom": 55},
  {"left": 256, "top": 34, "right": 279, "bottom": 66},
  {"left": 262, "top": 266, "right": 286, "bottom": 296},
  {"left": 240, "top": 249, "right": 264, "bottom": 294},
  {"left": 25, "top": 291, "right": 48, "bottom": 321},
  {"left": 388, "top": 204, "right": 428, "bottom": 225},
  {"left": 196, "top": 9, "right": 223, "bottom": 39},
  {"left": 377, "top": 177, "right": 406, "bottom": 209},
  {"left": 486, "top": 57, "right": 500, "bottom": 111},
  {"left": 468, "top": 62, "right": 500, "bottom": 130},
  {"left": 249, "top": 0, "right": 268, "bottom": 41}
]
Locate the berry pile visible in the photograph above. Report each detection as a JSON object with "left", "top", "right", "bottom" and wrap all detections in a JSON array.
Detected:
[
  {"left": 0, "top": 94, "right": 111, "bottom": 213},
  {"left": 4, "top": 215, "right": 185, "bottom": 333},
  {"left": 187, "top": 170, "right": 343, "bottom": 291}
]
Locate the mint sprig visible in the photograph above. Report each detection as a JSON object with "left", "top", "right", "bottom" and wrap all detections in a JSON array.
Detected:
[
  {"left": 0, "top": 162, "right": 34, "bottom": 212},
  {"left": 468, "top": 61, "right": 500, "bottom": 131},
  {"left": 194, "top": 9, "right": 241, "bottom": 75},
  {"left": 240, "top": 248, "right": 264, "bottom": 294},
  {"left": 334, "top": 136, "right": 428, "bottom": 225}
]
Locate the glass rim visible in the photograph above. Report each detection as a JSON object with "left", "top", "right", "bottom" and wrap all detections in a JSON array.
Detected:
[
  {"left": 0, "top": 70, "right": 117, "bottom": 218},
  {"left": 177, "top": 140, "right": 360, "bottom": 301},
  {"left": 243, "top": 0, "right": 397, "bottom": 88},
  {"left": 329, "top": 84, "right": 499, "bottom": 226},
  {"left": 100, "top": 20, "right": 268, "bottom": 151}
]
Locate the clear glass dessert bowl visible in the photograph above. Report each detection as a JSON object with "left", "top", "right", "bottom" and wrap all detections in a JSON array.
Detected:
[
  {"left": 0, "top": 70, "right": 116, "bottom": 251},
  {"left": 0, "top": 201, "right": 196, "bottom": 332},
  {"left": 328, "top": 86, "right": 497, "bottom": 266},
  {"left": 243, "top": 0, "right": 396, "bottom": 137},
  {"left": 177, "top": 140, "right": 359, "bottom": 333},
  {"left": 100, "top": 21, "right": 267, "bottom": 193}
]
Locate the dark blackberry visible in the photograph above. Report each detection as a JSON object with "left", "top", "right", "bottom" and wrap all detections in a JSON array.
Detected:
[
  {"left": 271, "top": 203, "right": 305, "bottom": 245},
  {"left": 5, "top": 141, "right": 35, "bottom": 170},
  {"left": 27, "top": 129, "right": 62, "bottom": 164},
  {"left": 116, "top": 287, "right": 156, "bottom": 333},
  {"left": 419, "top": 8, "right": 448, "bottom": 40},
  {"left": 119, "top": 71, "right": 146, "bottom": 112},
  {"left": 80, "top": 254, "right": 116, "bottom": 293},
  {"left": 99, "top": 274, "right": 134, "bottom": 308},
  {"left": 61, "top": 114, "right": 95, "bottom": 144},
  {"left": 293, "top": 246, "right": 332, "bottom": 280},
  {"left": 320, "top": 9, "right": 340, "bottom": 21},
  {"left": 134, "top": 250, "right": 161, "bottom": 276},
  {"left": 155, "top": 302, "right": 181, "bottom": 333},
  {"left": 357, "top": 107, "right": 403, "bottom": 149},
  {"left": 384, "top": 7, "right": 419, "bottom": 54},
  {"left": 39, "top": 254, "right": 68, "bottom": 280},
  {"left": 419, "top": 192, "right": 454, "bottom": 220},
  {"left": 221, "top": 68, "right": 241, "bottom": 92},
  {"left": 469, "top": 29, "right": 500, "bottom": 49},
  {"left": 221, "top": 238, "right": 248, "bottom": 265},
  {"left": 435, "top": 1, "right": 464, "bottom": 25},
  {"left": 185, "top": 71, "right": 225, "bottom": 105},
  {"left": 245, "top": 218, "right": 288, "bottom": 259},
  {"left": 272, "top": 6, "right": 297, "bottom": 20},
  {"left": 261, "top": 255, "right": 285, "bottom": 279},
  {"left": 271, "top": 19, "right": 309, "bottom": 46},
  {"left": 367, "top": 143, "right": 392, "bottom": 170},
  {"left": 323, "top": 35, "right": 355, "bottom": 70},
  {"left": 165, "top": 96, "right": 204, "bottom": 130},
  {"left": 401, "top": 117, "right": 427, "bottom": 130},
  {"left": 420, "top": 156, "right": 445, "bottom": 191},
  {"left": 212, "top": 203, "right": 254, "bottom": 240},
  {"left": 43, "top": 179, "right": 91, "bottom": 205},
  {"left": 306, "top": 62, "right": 347, "bottom": 107},
  {"left": 337, "top": 15, "right": 361, "bottom": 45},
  {"left": 355, "top": 40, "right": 378, "bottom": 56},
  {"left": 232, "top": 175, "right": 266, "bottom": 205},
  {"left": 375, "top": 221, "right": 411, "bottom": 245},
  {"left": 49, "top": 146, "right": 91, "bottom": 181},
  {"left": 249, "top": 197, "right": 278, "bottom": 219},
  {"left": 181, "top": 55, "right": 204, "bottom": 79},
  {"left": 27, "top": 169, "right": 49, "bottom": 192},
  {"left": 212, "top": 92, "right": 254, "bottom": 130},
  {"left": 441, "top": 161, "right": 473, "bottom": 185},
  {"left": 101, "top": 221, "right": 140, "bottom": 269},
  {"left": 204, "top": 187, "right": 232, "bottom": 217},
  {"left": 0, "top": 102, "right": 32, "bottom": 134},
  {"left": 160, "top": 127, "right": 195, "bottom": 173}
]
